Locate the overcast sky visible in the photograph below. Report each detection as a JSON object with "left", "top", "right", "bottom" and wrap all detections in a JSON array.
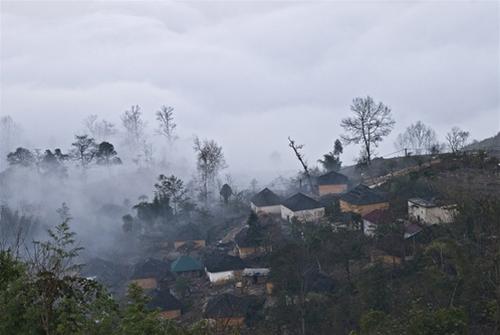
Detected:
[{"left": 1, "top": 0, "right": 499, "bottom": 176}]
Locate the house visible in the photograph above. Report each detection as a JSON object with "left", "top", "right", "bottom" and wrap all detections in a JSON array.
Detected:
[
  {"left": 173, "top": 224, "right": 206, "bottom": 250},
  {"left": 204, "top": 253, "right": 246, "bottom": 284},
  {"left": 317, "top": 171, "right": 349, "bottom": 195},
  {"left": 339, "top": 184, "right": 389, "bottom": 216},
  {"left": 204, "top": 293, "right": 248, "bottom": 328},
  {"left": 250, "top": 188, "right": 282, "bottom": 215},
  {"left": 129, "top": 258, "right": 170, "bottom": 290},
  {"left": 280, "top": 193, "right": 325, "bottom": 222},
  {"left": 234, "top": 226, "right": 268, "bottom": 258},
  {"left": 148, "top": 289, "right": 182, "bottom": 319},
  {"left": 408, "top": 197, "right": 457, "bottom": 225},
  {"left": 170, "top": 255, "right": 203, "bottom": 278},
  {"left": 362, "top": 209, "right": 393, "bottom": 236}
]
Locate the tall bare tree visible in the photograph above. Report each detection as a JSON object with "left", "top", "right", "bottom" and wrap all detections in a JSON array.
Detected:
[
  {"left": 193, "top": 137, "right": 226, "bottom": 205},
  {"left": 395, "top": 121, "right": 438, "bottom": 155},
  {"left": 0, "top": 115, "right": 21, "bottom": 170},
  {"left": 446, "top": 126, "right": 470, "bottom": 153},
  {"left": 83, "top": 115, "right": 116, "bottom": 142},
  {"left": 341, "top": 96, "right": 395, "bottom": 165},
  {"left": 155, "top": 106, "right": 177, "bottom": 143},
  {"left": 288, "top": 137, "right": 315, "bottom": 194},
  {"left": 121, "top": 105, "right": 146, "bottom": 151}
]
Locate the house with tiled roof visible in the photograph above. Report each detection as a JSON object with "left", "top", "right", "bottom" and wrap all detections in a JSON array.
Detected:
[
  {"left": 170, "top": 255, "right": 203, "bottom": 278},
  {"left": 408, "top": 197, "right": 457, "bottom": 225},
  {"left": 173, "top": 224, "right": 206, "bottom": 250},
  {"left": 339, "top": 184, "right": 389, "bottom": 216},
  {"left": 250, "top": 188, "right": 282, "bottom": 215},
  {"left": 204, "top": 293, "right": 249, "bottom": 328},
  {"left": 204, "top": 253, "right": 246, "bottom": 284},
  {"left": 147, "top": 289, "right": 182, "bottom": 319},
  {"left": 129, "top": 258, "right": 170, "bottom": 290},
  {"left": 362, "top": 209, "right": 393, "bottom": 236},
  {"left": 316, "top": 171, "right": 349, "bottom": 196},
  {"left": 280, "top": 193, "right": 325, "bottom": 222}
]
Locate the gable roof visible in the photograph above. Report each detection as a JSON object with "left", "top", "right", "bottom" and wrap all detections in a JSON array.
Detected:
[
  {"left": 130, "top": 258, "right": 170, "bottom": 280},
  {"left": 205, "top": 293, "right": 248, "bottom": 318},
  {"left": 282, "top": 193, "right": 324, "bottom": 212},
  {"left": 204, "top": 253, "right": 246, "bottom": 273},
  {"left": 340, "top": 184, "right": 388, "bottom": 206},
  {"left": 148, "top": 290, "right": 182, "bottom": 311},
  {"left": 170, "top": 255, "right": 203, "bottom": 273},
  {"left": 317, "top": 171, "right": 349, "bottom": 186},
  {"left": 362, "top": 209, "right": 392, "bottom": 224},
  {"left": 251, "top": 188, "right": 281, "bottom": 207}
]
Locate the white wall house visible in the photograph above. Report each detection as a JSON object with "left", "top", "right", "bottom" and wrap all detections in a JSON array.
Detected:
[
  {"left": 280, "top": 193, "right": 325, "bottom": 222},
  {"left": 250, "top": 203, "right": 282, "bottom": 215},
  {"left": 408, "top": 198, "right": 457, "bottom": 225},
  {"left": 205, "top": 269, "right": 236, "bottom": 284},
  {"left": 250, "top": 188, "right": 282, "bottom": 215}
]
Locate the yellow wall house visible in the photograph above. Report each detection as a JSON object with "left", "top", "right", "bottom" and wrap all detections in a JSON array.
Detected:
[
  {"left": 340, "top": 184, "right": 389, "bottom": 216},
  {"left": 148, "top": 290, "right": 182, "bottom": 320},
  {"left": 204, "top": 294, "right": 248, "bottom": 329},
  {"left": 250, "top": 188, "right": 282, "bottom": 215},
  {"left": 129, "top": 258, "right": 170, "bottom": 291},
  {"left": 317, "top": 171, "right": 349, "bottom": 196}
]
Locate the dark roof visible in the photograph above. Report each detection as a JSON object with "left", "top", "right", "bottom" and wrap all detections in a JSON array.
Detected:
[
  {"left": 282, "top": 193, "right": 323, "bottom": 212},
  {"left": 147, "top": 290, "right": 182, "bottom": 311},
  {"left": 404, "top": 223, "right": 423, "bottom": 239},
  {"left": 251, "top": 188, "right": 281, "bottom": 207},
  {"left": 174, "top": 224, "right": 204, "bottom": 241},
  {"left": 362, "top": 209, "right": 392, "bottom": 224},
  {"left": 340, "top": 184, "right": 388, "bottom": 205},
  {"left": 234, "top": 227, "right": 255, "bottom": 248},
  {"left": 81, "top": 258, "right": 129, "bottom": 288},
  {"left": 130, "top": 258, "right": 170, "bottom": 280},
  {"left": 204, "top": 253, "right": 246, "bottom": 273},
  {"left": 205, "top": 294, "right": 248, "bottom": 318},
  {"left": 170, "top": 255, "right": 203, "bottom": 273},
  {"left": 317, "top": 171, "right": 349, "bottom": 186}
]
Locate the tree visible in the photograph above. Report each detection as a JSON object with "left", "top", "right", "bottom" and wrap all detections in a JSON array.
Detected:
[
  {"left": 219, "top": 184, "right": 233, "bottom": 204},
  {"left": 341, "top": 96, "right": 395, "bottom": 165},
  {"left": 446, "top": 127, "right": 469, "bottom": 154},
  {"left": 193, "top": 137, "right": 226, "bottom": 205},
  {"left": 96, "top": 142, "right": 122, "bottom": 166},
  {"left": 39, "top": 149, "right": 68, "bottom": 177},
  {"left": 0, "top": 115, "right": 21, "bottom": 170},
  {"left": 7, "top": 147, "right": 36, "bottom": 167},
  {"left": 318, "top": 139, "right": 343, "bottom": 172},
  {"left": 288, "top": 137, "right": 315, "bottom": 194},
  {"left": 121, "top": 105, "right": 146, "bottom": 151},
  {"left": 71, "top": 135, "right": 97, "bottom": 168},
  {"left": 84, "top": 115, "right": 116, "bottom": 142},
  {"left": 394, "top": 121, "right": 438, "bottom": 155},
  {"left": 155, "top": 106, "right": 177, "bottom": 143},
  {"left": 154, "top": 174, "right": 187, "bottom": 215}
]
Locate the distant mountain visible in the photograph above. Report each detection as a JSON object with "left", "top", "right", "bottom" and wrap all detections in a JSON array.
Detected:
[{"left": 465, "top": 132, "right": 500, "bottom": 156}]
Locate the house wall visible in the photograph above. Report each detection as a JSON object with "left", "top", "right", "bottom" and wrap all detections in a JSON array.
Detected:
[
  {"left": 408, "top": 202, "right": 456, "bottom": 225},
  {"left": 340, "top": 200, "right": 389, "bottom": 216},
  {"left": 237, "top": 245, "right": 267, "bottom": 258},
  {"left": 318, "top": 184, "right": 348, "bottom": 196},
  {"left": 130, "top": 278, "right": 157, "bottom": 290},
  {"left": 281, "top": 206, "right": 325, "bottom": 222},
  {"left": 251, "top": 203, "right": 282, "bottom": 215},
  {"left": 363, "top": 219, "right": 377, "bottom": 236},
  {"left": 214, "top": 317, "right": 245, "bottom": 328},
  {"left": 206, "top": 270, "right": 235, "bottom": 284},
  {"left": 159, "top": 309, "right": 181, "bottom": 319},
  {"left": 174, "top": 240, "right": 206, "bottom": 250}
]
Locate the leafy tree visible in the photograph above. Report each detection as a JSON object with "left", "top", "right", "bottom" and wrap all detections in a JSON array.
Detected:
[
  {"left": 7, "top": 147, "right": 36, "bottom": 167},
  {"left": 71, "top": 135, "right": 97, "bottom": 168},
  {"left": 39, "top": 149, "right": 68, "bottom": 177},
  {"left": 319, "top": 139, "right": 343, "bottom": 172},
  {"left": 154, "top": 174, "right": 187, "bottom": 215},
  {"left": 96, "top": 141, "right": 122, "bottom": 165},
  {"left": 219, "top": 183, "right": 233, "bottom": 204},
  {"left": 341, "top": 96, "right": 395, "bottom": 165}
]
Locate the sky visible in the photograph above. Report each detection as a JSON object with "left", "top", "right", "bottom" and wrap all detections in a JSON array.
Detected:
[{"left": 1, "top": 0, "right": 499, "bottom": 178}]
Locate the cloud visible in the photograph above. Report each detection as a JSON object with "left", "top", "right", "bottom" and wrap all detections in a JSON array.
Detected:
[{"left": 1, "top": 0, "right": 498, "bottom": 175}]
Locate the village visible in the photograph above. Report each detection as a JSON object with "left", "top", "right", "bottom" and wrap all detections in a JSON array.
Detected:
[{"left": 78, "top": 147, "right": 499, "bottom": 334}]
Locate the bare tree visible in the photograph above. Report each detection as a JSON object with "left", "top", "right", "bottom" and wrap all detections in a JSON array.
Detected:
[
  {"left": 0, "top": 115, "right": 21, "bottom": 170},
  {"left": 155, "top": 106, "right": 177, "bottom": 143},
  {"left": 121, "top": 105, "right": 146, "bottom": 151},
  {"left": 193, "top": 137, "right": 226, "bottom": 205},
  {"left": 83, "top": 114, "right": 116, "bottom": 142},
  {"left": 70, "top": 135, "right": 97, "bottom": 168},
  {"left": 341, "top": 96, "right": 395, "bottom": 165},
  {"left": 288, "top": 137, "right": 315, "bottom": 194},
  {"left": 446, "top": 126, "right": 470, "bottom": 153},
  {"left": 394, "top": 121, "right": 438, "bottom": 155}
]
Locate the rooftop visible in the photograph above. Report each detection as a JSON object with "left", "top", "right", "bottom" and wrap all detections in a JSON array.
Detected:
[
  {"left": 340, "top": 184, "right": 388, "bottom": 206},
  {"left": 204, "top": 253, "right": 246, "bottom": 273},
  {"left": 205, "top": 293, "right": 248, "bottom": 318},
  {"left": 251, "top": 188, "right": 281, "bottom": 207},
  {"left": 130, "top": 258, "right": 170, "bottom": 280},
  {"left": 170, "top": 255, "right": 203, "bottom": 273},
  {"left": 362, "top": 209, "right": 393, "bottom": 224},
  {"left": 148, "top": 289, "right": 182, "bottom": 311},
  {"left": 317, "top": 171, "right": 349, "bottom": 186},
  {"left": 282, "top": 193, "right": 323, "bottom": 212}
]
